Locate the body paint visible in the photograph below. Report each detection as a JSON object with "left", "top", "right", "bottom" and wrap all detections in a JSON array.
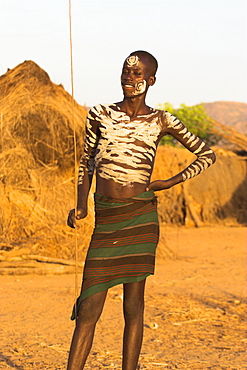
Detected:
[
  {"left": 124, "top": 55, "right": 147, "bottom": 96},
  {"left": 79, "top": 105, "right": 215, "bottom": 187},
  {"left": 126, "top": 55, "right": 139, "bottom": 67},
  {"left": 133, "top": 80, "right": 146, "bottom": 95},
  {"left": 78, "top": 119, "right": 98, "bottom": 185},
  {"left": 166, "top": 113, "right": 214, "bottom": 181},
  {"left": 88, "top": 105, "right": 161, "bottom": 186}
]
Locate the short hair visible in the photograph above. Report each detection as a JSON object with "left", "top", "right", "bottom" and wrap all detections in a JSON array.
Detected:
[{"left": 129, "top": 50, "right": 158, "bottom": 76}]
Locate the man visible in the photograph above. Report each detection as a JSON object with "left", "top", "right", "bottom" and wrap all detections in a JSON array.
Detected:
[{"left": 67, "top": 50, "right": 216, "bottom": 370}]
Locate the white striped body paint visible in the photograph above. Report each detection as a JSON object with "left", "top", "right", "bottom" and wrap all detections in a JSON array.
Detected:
[
  {"left": 165, "top": 113, "right": 214, "bottom": 181},
  {"left": 78, "top": 105, "right": 215, "bottom": 186},
  {"left": 78, "top": 118, "right": 98, "bottom": 185},
  {"left": 85, "top": 104, "right": 161, "bottom": 186}
]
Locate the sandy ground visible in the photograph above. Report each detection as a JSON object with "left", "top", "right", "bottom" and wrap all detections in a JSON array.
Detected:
[{"left": 0, "top": 226, "right": 246, "bottom": 370}]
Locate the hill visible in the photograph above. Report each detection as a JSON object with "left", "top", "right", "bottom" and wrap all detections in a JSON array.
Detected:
[{"left": 204, "top": 101, "right": 247, "bottom": 135}]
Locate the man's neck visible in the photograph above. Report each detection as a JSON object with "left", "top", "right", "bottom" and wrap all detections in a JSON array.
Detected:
[{"left": 117, "top": 96, "right": 152, "bottom": 118}]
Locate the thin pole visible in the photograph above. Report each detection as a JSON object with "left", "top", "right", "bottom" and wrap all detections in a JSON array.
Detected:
[{"left": 69, "top": 0, "right": 79, "bottom": 316}]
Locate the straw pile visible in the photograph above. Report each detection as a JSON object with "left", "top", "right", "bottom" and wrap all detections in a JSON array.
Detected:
[
  {"left": 0, "top": 61, "right": 90, "bottom": 262},
  {"left": 152, "top": 146, "right": 247, "bottom": 227},
  {"left": 0, "top": 60, "right": 86, "bottom": 171},
  {"left": 0, "top": 61, "right": 246, "bottom": 265}
]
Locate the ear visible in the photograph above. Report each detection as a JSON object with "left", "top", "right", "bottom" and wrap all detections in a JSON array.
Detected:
[{"left": 148, "top": 76, "right": 156, "bottom": 86}]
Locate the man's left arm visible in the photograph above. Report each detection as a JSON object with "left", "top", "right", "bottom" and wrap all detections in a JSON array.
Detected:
[{"left": 147, "top": 112, "right": 216, "bottom": 191}]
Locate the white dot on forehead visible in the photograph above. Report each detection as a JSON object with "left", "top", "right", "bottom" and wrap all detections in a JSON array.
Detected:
[{"left": 126, "top": 55, "right": 140, "bottom": 67}]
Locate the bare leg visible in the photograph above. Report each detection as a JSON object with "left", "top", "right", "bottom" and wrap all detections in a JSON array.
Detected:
[
  {"left": 122, "top": 279, "right": 146, "bottom": 370},
  {"left": 67, "top": 290, "right": 107, "bottom": 370}
]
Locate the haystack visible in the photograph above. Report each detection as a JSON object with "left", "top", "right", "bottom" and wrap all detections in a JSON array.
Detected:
[
  {"left": 0, "top": 60, "right": 87, "bottom": 173},
  {"left": 152, "top": 146, "right": 247, "bottom": 227},
  {"left": 0, "top": 61, "right": 91, "bottom": 262}
]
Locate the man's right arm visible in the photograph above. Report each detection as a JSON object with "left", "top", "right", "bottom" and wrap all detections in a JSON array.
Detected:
[{"left": 67, "top": 113, "right": 100, "bottom": 228}]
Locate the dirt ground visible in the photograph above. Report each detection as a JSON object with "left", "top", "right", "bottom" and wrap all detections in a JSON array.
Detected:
[{"left": 0, "top": 226, "right": 246, "bottom": 370}]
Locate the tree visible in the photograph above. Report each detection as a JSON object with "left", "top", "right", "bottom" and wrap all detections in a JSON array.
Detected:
[{"left": 157, "top": 103, "right": 217, "bottom": 146}]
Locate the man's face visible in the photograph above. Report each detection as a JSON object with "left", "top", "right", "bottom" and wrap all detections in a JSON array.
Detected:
[{"left": 121, "top": 55, "right": 155, "bottom": 98}]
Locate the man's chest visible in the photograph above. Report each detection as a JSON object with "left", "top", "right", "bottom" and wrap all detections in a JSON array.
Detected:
[{"left": 97, "top": 117, "right": 162, "bottom": 148}]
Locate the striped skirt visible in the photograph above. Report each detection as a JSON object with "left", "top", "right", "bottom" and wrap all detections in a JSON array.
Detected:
[{"left": 71, "top": 190, "right": 159, "bottom": 320}]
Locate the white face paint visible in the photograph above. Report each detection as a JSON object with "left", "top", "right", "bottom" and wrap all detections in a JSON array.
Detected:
[
  {"left": 126, "top": 55, "right": 139, "bottom": 67},
  {"left": 122, "top": 55, "right": 148, "bottom": 96},
  {"left": 133, "top": 80, "right": 147, "bottom": 95}
]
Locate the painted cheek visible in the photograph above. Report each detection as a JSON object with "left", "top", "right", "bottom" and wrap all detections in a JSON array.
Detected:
[{"left": 133, "top": 80, "right": 147, "bottom": 95}]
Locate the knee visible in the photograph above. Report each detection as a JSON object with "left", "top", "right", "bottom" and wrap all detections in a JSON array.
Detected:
[
  {"left": 76, "top": 298, "right": 102, "bottom": 326},
  {"left": 123, "top": 298, "right": 144, "bottom": 323}
]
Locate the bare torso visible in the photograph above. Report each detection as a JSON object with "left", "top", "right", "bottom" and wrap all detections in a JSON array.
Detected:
[
  {"left": 96, "top": 177, "right": 148, "bottom": 198},
  {"left": 75, "top": 103, "right": 215, "bottom": 214},
  {"left": 89, "top": 104, "right": 162, "bottom": 198}
]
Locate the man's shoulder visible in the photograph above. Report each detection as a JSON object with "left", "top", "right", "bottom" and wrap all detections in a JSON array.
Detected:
[
  {"left": 150, "top": 109, "right": 171, "bottom": 125},
  {"left": 88, "top": 103, "right": 116, "bottom": 117},
  {"left": 155, "top": 110, "right": 179, "bottom": 124},
  {"left": 86, "top": 104, "right": 108, "bottom": 123},
  {"left": 88, "top": 103, "right": 106, "bottom": 115},
  {"left": 154, "top": 109, "right": 171, "bottom": 117}
]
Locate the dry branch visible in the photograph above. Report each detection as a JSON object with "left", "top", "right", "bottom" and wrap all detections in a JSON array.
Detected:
[
  {"left": 0, "top": 260, "right": 82, "bottom": 275},
  {"left": 27, "top": 254, "right": 84, "bottom": 267}
]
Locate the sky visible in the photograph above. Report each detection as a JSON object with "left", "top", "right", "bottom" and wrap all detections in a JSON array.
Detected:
[{"left": 1, "top": 0, "right": 247, "bottom": 109}]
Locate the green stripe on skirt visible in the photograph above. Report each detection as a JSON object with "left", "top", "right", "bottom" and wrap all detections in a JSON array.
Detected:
[{"left": 71, "top": 190, "right": 159, "bottom": 320}]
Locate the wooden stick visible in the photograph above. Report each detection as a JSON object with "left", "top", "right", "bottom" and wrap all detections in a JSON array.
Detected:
[{"left": 26, "top": 254, "right": 84, "bottom": 267}]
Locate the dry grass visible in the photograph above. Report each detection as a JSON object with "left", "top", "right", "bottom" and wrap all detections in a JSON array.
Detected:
[
  {"left": 153, "top": 146, "right": 247, "bottom": 226},
  {"left": 0, "top": 60, "right": 87, "bottom": 173},
  {"left": 0, "top": 61, "right": 89, "bottom": 260}
]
